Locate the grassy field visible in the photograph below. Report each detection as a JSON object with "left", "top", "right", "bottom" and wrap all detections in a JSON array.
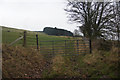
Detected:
[
  {"left": 2, "top": 26, "right": 73, "bottom": 46},
  {"left": 1, "top": 26, "right": 120, "bottom": 79},
  {"left": 2, "top": 26, "right": 85, "bottom": 55}
]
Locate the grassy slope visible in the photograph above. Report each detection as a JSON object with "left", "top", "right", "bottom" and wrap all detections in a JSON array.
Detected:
[
  {"left": 2, "top": 45, "right": 119, "bottom": 78},
  {"left": 2, "top": 26, "right": 119, "bottom": 78},
  {"left": 42, "top": 47, "right": 119, "bottom": 78},
  {"left": 2, "top": 26, "right": 71, "bottom": 46},
  {"left": 2, "top": 45, "right": 45, "bottom": 78}
]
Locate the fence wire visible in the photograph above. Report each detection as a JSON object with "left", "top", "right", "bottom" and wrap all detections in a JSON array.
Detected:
[{"left": 39, "top": 39, "right": 90, "bottom": 56}]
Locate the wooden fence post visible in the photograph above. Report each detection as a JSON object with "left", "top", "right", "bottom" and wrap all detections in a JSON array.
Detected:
[
  {"left": 89, "top": 39, "right": 92, "bottom": 54},
  {"left": 23, "top": 31, "right": 26, "bottom": 47},
  {"left": 36, "top": 34, "right": 39, "bottom": 50},
  {"left": 77, "top": 40, "right": 79, "bottom": 54}
]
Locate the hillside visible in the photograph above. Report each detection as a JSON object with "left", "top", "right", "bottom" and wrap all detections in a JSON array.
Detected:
[
  {"left": 2, "top": 26, "right": 72, "bottom": 46},
  {"left": 1, "top": 26, "right": 120, "bottom": 79},
  {"left": 2, "top": 45, "right": 119, "bottom": 78}
]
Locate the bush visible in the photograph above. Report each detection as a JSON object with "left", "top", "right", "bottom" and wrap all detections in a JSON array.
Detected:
[{"left": 92, "top": 39, "right": 112, "bottom": 51}]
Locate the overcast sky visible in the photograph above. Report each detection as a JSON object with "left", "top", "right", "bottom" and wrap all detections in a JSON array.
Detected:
[{"left": 0, "top": 0, "right": 79, "bottom": 32}]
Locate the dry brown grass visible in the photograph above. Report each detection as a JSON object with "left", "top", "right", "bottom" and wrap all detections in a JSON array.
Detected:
[
  {"left": 52, "top": 55, "right": 65, "bottom": 73},
  {"left": 2, "top": 44, "right": 120, "bottom": 78},
  {"left": 2, "top": 45, "right": 45, "bottom": 78}
]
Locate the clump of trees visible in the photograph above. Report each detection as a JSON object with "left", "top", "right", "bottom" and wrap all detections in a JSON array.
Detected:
[{"left": 43, "top": 27, "right": 73, "bottom": 36}]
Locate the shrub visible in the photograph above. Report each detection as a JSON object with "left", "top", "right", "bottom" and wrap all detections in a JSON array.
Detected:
[{"left": 92, "top": 39, "right": 112, "bottom": 51}]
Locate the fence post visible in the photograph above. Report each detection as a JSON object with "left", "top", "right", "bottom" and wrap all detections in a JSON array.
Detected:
[
  {"left": 77, "top": 40, "right": 79, "bottom": 54},
  {"left": 89, "top": 39, "right": 92, "bottom": 54},
  {"left": 23, "top": 31, "right": 26, "bottom": 47},
  {"left": 36, "top": 34, "right": 39, "bottom": 50}
]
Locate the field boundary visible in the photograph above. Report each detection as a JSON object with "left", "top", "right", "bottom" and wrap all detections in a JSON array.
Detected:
[
  {"left": 7, "top": 31, "right": 91, "bottom": 55},
  {"left": 39, "top": 39, "right": 90, "bottom": 55}
]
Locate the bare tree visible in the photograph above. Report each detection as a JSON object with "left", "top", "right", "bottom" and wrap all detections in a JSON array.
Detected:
[
  {"left": 114, "top": 1, "right": 120, "bottom": 44},
  {"left": 65, "top": 0, "right": 116, "bottom": 53},
  {"left": 65, "top": 0, "right": 115, "bottom": 40}
]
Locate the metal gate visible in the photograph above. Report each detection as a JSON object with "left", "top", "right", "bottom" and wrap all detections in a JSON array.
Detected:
[{"left": 39, "top": 39, "right": 90, "bottom": 56}]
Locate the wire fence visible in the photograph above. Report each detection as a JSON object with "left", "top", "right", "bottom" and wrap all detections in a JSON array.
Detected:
[
  {"left": 8, "top": 31, "right": 91, "bottom": 55},
  {"left": 39, "top": 39, "right": 90, "bottom": 56}
]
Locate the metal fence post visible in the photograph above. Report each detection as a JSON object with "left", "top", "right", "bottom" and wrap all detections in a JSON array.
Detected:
[{"left": 36, "top": 34, "right": 39, "bottom": 50}]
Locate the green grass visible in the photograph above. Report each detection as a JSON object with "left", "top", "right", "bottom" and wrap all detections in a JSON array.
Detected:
[
  {"left": 2, "top": 26, "right": 85, "bottom": 56},
  {"left": 2, "top": 26, "right": 119, "bottom": 79},
  {"left": 1, "top": 26, "right": 72, "bottom": 46},
  {"left": 2, "top": 26, "right": 80, "bottom": 56}
]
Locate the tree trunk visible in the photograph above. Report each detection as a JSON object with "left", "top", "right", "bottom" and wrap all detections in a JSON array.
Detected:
[{"left": 118, "top": 26, "right": 120, "bottom": 46}]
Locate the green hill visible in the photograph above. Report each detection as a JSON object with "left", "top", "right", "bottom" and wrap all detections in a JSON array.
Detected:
[
  {"left": 1, "top": 26, "right": 119, "bottom": 79},
  {"left": 1, "top": 26, "right": 72, "bottom": 46}
]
